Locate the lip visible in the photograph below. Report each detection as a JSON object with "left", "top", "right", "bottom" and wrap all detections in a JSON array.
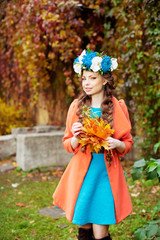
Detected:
[{"left": 84, "top": 88, "right": 92, "bottom": 92}]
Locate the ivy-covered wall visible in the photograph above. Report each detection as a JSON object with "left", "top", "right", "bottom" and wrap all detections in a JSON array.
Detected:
[{"left": 0, "top": 0, "right": 159, "bottom": 158}]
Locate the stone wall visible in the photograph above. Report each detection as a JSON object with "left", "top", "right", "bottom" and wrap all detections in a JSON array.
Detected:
[
  {"left": 0, "top": 126, "right": 138, "bottom": 171},
  {"left": 0, "top": 126, "right": 72, "bottom": 171}
]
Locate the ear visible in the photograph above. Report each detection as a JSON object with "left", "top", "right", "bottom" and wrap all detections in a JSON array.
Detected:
[{"left": 103, "top": 79, "right": 108, "bottom": 86}]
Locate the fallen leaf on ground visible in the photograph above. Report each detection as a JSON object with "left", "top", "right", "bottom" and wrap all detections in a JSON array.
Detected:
[
  {"left": 15, "top": 202, "right": 26, "bottom": 207},
  {"left": 29, "top": 220, "right": 35, "bottom": 224},
  {"left": 131, "top": 192, "right": 140, "bottom": 197},
  {"left": 27, "top": 173, "right": 34, "bottom": 178},
  {"left": 151, "top": 186, "right": 160, "bottom": 193},
  {"left": 42, "top": 176, "right": 47, "bottom": 180},
  {"left": 25, "top": 205, "right": 31, "bottom": 208},
  {"left": 12, "top": 162, "right": 17, "bottom": 166},
  {"left": 69, "top": 228, "right": 73, "bottom": 233}
]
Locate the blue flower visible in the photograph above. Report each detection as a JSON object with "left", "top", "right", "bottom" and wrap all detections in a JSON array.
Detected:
[
  {"left": 82, "top": 51, "right": 97, "bottom": 70},
  {"left": 74, "top": 56, "right": 80, "bottom": 64},
  {"left": 101, "top": 56, "right": 112, "bottom": 73},
  {"left": 73, "top": 49, "right": 118, "bottom": 75}
]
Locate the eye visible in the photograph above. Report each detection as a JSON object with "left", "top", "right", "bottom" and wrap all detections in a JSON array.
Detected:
[
  {"left": 91, "top": 77, "right": 96, "bottom": 79},
  {"left": 81, "top": 78, "right": 85, "bottom": 81}
]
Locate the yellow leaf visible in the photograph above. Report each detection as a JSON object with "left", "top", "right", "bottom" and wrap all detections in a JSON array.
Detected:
[
  {"left": 78, "top": 106, "right": 114, "bottom": 153},
  {"left": 60, "top": 30, "right": 66, "bottom": 39}
]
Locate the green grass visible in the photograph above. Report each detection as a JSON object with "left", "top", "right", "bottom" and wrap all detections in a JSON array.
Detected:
[{"left": 0, "top": 164, "right": 159, "bottom": 240}]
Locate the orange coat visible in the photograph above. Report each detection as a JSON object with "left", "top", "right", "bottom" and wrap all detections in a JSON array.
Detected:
[{"left": 53, "top": 96, "right": 133, "bottom": 224}]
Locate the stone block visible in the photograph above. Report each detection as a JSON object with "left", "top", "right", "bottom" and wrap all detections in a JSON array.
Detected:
[
  {"left": 0, "top": 162, "right": 15, "bottom": 172},
  {"left": 12, "top": 125, "right": 60, "bottom": 135},
  {"left": 16, "top": 131, "right": 73, "bottom": 171},
  {"left": 39, "top": 206, "right": 65, "bottom": 218},
  {"left": 0, "top": 135, "right": 16, "bottom": 159}
]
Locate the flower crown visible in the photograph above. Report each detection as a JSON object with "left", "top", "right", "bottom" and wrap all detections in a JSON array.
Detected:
[{"left": 73, "top": 49, "right": 118, "bottom": 76}]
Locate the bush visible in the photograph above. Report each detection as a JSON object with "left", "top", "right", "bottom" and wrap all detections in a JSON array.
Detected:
[
  {"left": 0, "top": 98, "right": 34, "bottom": 135},
  {"left": 131, "top": 142, "right": 160, "bottom": 182},
  {"left": 134, "top": 202, "right": 160, "bottom": 240},
  {"left": 131, "top": 143, "right": 160, "bottom": 239}
]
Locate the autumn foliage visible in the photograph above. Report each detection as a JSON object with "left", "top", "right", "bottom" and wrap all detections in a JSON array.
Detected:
[
  {"left": 78, "top": 106, "right": 114, "bottom": 153},
  {"left": 0, "top": 99, "right": 33, "bottom": 135},
  {"left": 0, "top": 0, "right": 107, "bottom": 127},
  {"left": 0, "top": 0, "right": 159, "bottom": 158}
]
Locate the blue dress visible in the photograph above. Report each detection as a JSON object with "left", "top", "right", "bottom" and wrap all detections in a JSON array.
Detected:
[{"left": 72, "top": 107, "right": 116, "bottom": 225}]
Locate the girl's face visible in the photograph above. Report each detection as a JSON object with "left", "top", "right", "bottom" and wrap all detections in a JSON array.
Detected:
[{"left": 81, "top": 70, "right": 107, "bottom": 96}]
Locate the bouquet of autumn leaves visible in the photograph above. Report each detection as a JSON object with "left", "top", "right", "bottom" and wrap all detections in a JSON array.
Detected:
[{"left": 78, "top": 105, "right": 114, "bottom": 153}]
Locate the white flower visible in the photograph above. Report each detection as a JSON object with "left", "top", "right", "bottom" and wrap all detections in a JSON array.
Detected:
[
  {"left": 90, "top": 56, "right": 103, "bottom": 72},
  {"left": 79, "top": 49, "right": 86, "bottom": 64},
  {"left": 73, "top": 63, "right": 82, "bottom": 75},
  {"left": 111, "top": 58, "right": 118, "bottom": 71}
]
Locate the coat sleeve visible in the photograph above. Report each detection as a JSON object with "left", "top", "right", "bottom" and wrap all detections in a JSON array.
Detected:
[
  {"left": 118, "top": 99, "right": 133, "bottom": 157},
  {"left": 63, "top": 99, "right": 79, "bottom": 153}
]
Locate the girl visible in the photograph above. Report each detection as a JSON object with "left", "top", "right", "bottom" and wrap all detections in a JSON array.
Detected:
[{"left": 53, "top": 49, "right": 133, "bottom": 240}]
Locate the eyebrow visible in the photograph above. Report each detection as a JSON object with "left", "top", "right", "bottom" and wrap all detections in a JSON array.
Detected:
[{"left": 82, "top": 75, "right": 95, "bottom": 78}]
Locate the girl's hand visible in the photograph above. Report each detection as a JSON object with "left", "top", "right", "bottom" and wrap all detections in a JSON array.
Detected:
[
  {"left": 106, "top": 137, "right": 125, "bottom": 153},
  {"left": 71, "top": 122, "right": 82, "bottom": 137},
  {"left": 71, "top": 122, "right": 82, "bottom": 150}
]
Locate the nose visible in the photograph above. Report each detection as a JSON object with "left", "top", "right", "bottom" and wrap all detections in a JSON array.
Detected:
[{"left": 84, "top": 78, "right": 90, "bottom": 85}]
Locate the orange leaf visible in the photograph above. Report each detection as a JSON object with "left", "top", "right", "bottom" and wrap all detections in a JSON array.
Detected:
[
  {"left": 15, "top": 202, "right": 26, "bottom": 207},
  {"left": 78, "top": 106, "right": 114, "bottom": 153}
]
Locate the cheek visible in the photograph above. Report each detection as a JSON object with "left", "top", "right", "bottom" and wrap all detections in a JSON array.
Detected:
[
  {"left": 81, "top": 81, "right": 85, "bottom": 89},
  {"left": 94, "top": 81, "right": 103, "bottom": 89},
  {"left": 94, "top": 78, "right": 103, "bottom": 86},
  {"left": 97, "top": 85, "right": 103, "bottom": 92}
]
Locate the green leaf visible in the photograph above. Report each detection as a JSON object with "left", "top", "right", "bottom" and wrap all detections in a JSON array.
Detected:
[
  {"left": 146, "top": 224, "right": 158, "bottom": 238},
  {"left": 152, "top": 206, "right": 158, "bottom": 217},
  {"left": 154, "top": 159, "right": 160, "bottom": 166},
  {"left": 131, "top": 167, "right": 143, "bottom": 181},
  {"left": 134, "top": 228, "right": 146, "bottom": 240},
  {"left": 148, "top": 220, "right": 160, "bottom": 224},
  {"left": 87, "top": 47, "right": 92, "bottom": 53},
  {"left": 146, "top": 169, "right": 158, "bottom": 180},
  {"left": 157, "top": 201, "right": 160, "bottom": 211},
  {"left": 148, "top": 163, "right": 157, "bottom": 172},
  {"left": 154, "top": 142, "right": 160, "bottom": 154},
  {"left": 157, "top": 165, "right": 160, "bottom": 176},
  {"left": 133, "top": 159, "right": 146, "bottom": 168}
]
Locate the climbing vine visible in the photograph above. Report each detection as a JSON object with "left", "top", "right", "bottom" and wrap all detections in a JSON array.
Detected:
[
  {"left": 0, "top": 0, "right": 159, "bottom": 158},
  {"left": 102, "top": 0, "right": 160, "bottom": 159},
  {"left": 0, "top": 0, "right": 107, "bottom": 124}
]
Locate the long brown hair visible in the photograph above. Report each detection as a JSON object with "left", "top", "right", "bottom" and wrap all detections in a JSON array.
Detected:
[
  {"left": 77, "top": 71, "right": 116, "bottom": 125},
  {"left": 76, "top": 71, "right": 116, "bottom": 165}
]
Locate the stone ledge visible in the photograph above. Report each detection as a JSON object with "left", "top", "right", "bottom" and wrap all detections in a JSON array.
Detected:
[
  {"left": 16, "top": 131, "right": 73, "bottom": 171},
  {"left": 12, "top": 125, "right": 61, "bottom": 135},
  {"left": 0, "top": 162, "right": 15, "bottom": 172},
  {"left": 0, "top": 135, "right": 16, "bottom": 159}
]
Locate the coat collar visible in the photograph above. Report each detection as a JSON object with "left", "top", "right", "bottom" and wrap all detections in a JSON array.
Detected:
[
  {"left": 73, "top": 96, "right": 131, "bottom": 140},
  {"left": 112, "top": 96, "right": 131, "bottom": 139}
]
